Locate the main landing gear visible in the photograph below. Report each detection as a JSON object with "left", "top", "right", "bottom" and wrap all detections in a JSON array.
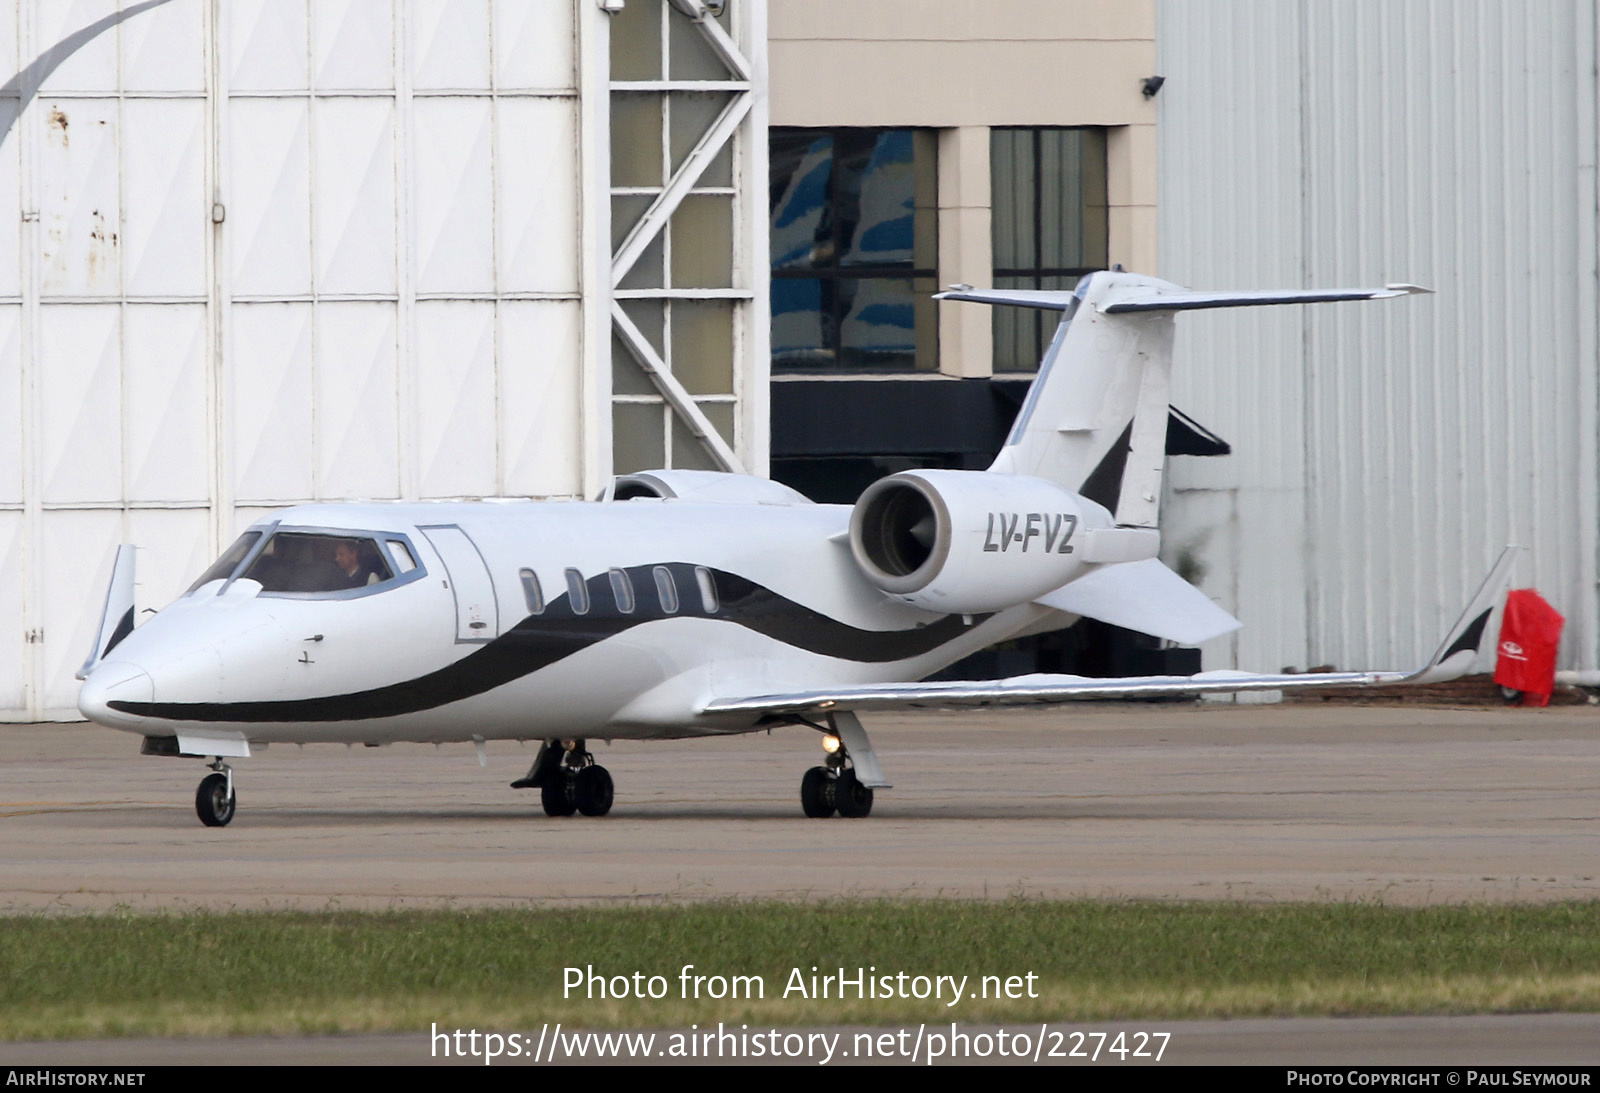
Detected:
[
  {"left": 513, "top": 739, "right": 613, "bottom": 817},
  {"left": 195, "top": 759, "right": 236, "bottom": 827},
  {"left": 799, "top": 715, "right": 878, "bottom": 819}
]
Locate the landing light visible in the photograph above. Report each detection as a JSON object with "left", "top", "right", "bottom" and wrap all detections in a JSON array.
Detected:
[{"left": 821, "top": 734, "right": 841, "bottom": 754}]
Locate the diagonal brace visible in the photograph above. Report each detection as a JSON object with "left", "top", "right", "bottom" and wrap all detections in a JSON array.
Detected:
[
  {"left": 612, "top": 301, "right": 744, "bottom": 473},
  {"left": 611, "top": 92, "right": 753, "bottom": 286}
]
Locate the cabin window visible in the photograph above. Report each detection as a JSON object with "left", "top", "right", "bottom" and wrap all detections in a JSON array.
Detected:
[
  {"left": 186, "top": 531, "right": 262, "bottom": 594},
  {"left": 386, "top": 540, "right": 418, "bottom": 573},
  {"left": 695, "top": 566, "right": 719, "bottom": 613},
  {"left": 565, "top": 568, "right": 590, "bottom": 615},
  {"left": 520, "top": 569, "right": 545, "bottom": 614},
  {"left": 239, "top": 532, "right": 395, "bottom": 594},
  {"left": 653, "top": 566, "right": 679, "bottom": 614},
  {"left": 609, "top": 568, "right": 636, "bottom": 613}
]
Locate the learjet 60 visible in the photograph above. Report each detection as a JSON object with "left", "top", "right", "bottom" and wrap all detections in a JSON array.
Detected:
[{"left": 75, "top": 271, "right": 1512, "bottom": 826}]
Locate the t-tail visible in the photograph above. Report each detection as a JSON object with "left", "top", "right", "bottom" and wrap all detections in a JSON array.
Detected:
[{"left": 937, "top": 272, "right": 1432, "bottom": 528}]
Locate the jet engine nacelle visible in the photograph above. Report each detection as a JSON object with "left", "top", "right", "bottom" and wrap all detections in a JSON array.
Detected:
[{"left": 848, "top": 469, "right": 1097, "bottom": 613}]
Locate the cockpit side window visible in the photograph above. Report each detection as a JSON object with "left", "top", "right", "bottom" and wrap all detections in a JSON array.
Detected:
[
  {"left": 386, "top": 540, "right": 418, "bottom": 573},
  {"left": 186, "top": 532, "right": 262, "bottom": 595},
  {"left": 241, "top": 533, "right": 396, "bottom": 594}
]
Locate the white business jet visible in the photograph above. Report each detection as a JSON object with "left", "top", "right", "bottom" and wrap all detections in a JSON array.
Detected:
[{"left": 76, "top": 270, "right": 1513, "bottom": 827}]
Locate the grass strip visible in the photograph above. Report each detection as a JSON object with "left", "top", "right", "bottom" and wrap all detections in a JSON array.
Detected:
[{"left": 5, "top": 900, "right": 1600, "bottom": 1039}]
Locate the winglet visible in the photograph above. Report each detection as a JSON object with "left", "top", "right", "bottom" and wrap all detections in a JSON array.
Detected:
[
  {"left": 77, "top": 544, "right": 136, "bottom": 681},
  {"left": 1404, "top": 546, "right": 1519, "bottom": 684}
]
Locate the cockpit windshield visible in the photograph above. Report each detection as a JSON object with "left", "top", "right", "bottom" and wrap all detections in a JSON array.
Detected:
[
  {"left": 185, "top": 532, "right": 261, "bottom": 595},
  {"left": 240, "top": 533, "right": 395, "bottom": 593}
]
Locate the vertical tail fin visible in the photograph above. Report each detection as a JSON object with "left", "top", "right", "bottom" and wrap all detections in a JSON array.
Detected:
[{"left": 937, "top": 274, "right": 1430, "bottom": 528}]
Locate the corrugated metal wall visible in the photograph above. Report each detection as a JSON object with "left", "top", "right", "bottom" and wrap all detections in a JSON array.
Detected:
[{"left": 1159, "top": 0, "right": 1599, "bottom": 672}]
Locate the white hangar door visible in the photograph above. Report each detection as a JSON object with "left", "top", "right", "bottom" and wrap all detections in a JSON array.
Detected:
[
  {"left": 419, "top": 526, "right": 499, "bottom": 643},
  {"left": 0, "top": 0, "right": 599, "bottom": 720}
]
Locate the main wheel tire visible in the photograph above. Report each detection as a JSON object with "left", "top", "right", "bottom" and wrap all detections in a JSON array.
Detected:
[
  {"left": 195, "top": 772, "right": 236, "bottom": 828},
  {"left": 541, "top": 774, "right": 577, "bottom": 817},
  {"left": 835, "top": 770, "right": 874, "bottom": 818},
  {"left": 800, "top": 766, "right": 835, "bottom": 818},
  {"left": 573, "top": 765, "right": 614, "bottom": 817}
]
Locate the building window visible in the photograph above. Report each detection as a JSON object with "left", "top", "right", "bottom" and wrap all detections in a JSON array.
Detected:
[
  {"left": 770, "top": 128, "right": 938, "bottom": 371},
  {"left": 991, "top": 128, "right": 1108, "bottom": 372}
]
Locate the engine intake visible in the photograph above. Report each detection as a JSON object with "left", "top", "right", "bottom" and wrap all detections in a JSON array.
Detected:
[{"left": 849, "top": 470, "right": 1098, "bottom": 613}]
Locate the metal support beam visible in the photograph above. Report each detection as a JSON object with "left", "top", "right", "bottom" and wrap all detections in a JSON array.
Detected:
[
  {"left": 612, "top": 301, "right": 745, "bottom": 472},
  {"left": 608, "top": 0, "right": 761, "bottom": 475},
  {"left": 610, "top": 91, "right": 752, "bottom": 286}
]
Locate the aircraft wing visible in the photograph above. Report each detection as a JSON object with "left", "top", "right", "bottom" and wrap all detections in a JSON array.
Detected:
[{"left": 702, "top": 547, "right": 1517, "bottom": 718}]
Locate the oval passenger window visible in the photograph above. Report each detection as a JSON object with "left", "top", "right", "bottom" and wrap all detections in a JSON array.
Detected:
[
  {"left": 565, "top": 568, "right": 590, "bottom": 615},
  {"left": 609, "top": 568, "right": 635, "bottom": 614},
  {"left": 654, "top": 566, "right": 679, "bottom": 614},
  {"left": 695, "top": 566, "right": 718, "bottom": 613},
  {"left": 520, "top": 569, "right": 545, "bottom": 614}
]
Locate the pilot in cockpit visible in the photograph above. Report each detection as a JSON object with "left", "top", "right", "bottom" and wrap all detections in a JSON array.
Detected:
[{"left": 334, "top": 539, "right": 381, "bottom": 588}]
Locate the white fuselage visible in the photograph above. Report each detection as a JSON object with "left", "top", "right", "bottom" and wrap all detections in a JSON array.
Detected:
[{"left": 77, "top": 499, "right": 1050, "bottom": 745}]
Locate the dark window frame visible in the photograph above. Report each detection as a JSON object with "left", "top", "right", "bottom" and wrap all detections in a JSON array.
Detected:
[
  {"left": 770, "top": 126, "right": 938, "bottom": 373},
  {"left": 991, "top": 126, "right": 1108, "bottom": 372}
]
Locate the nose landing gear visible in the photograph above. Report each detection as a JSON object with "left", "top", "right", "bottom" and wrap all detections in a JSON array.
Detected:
[
  {"left": 195, "top": 760, "right": 236, "bottom": 827},
  {"left": 513, "top": 739, "right": 614, "bottom": 817}
]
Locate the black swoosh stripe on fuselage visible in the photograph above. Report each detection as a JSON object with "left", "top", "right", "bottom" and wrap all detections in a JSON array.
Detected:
[{"left": 108, "top": 563, "right": 989, "bottom": 723}]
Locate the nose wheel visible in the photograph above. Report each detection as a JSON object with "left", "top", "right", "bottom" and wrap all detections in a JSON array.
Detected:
[
  {"left": 195, "top": 761, "right": 236, "bottom": 827},
  {"left": 515, "top": 740, "right": 613, "bottom": 817}
]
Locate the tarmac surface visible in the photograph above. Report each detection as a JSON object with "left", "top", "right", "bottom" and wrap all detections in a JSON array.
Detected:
[
  {"left": 6, "top": 703, "right": 1600, "bottom": 1066},
  {"left": 3, "top": 702, "right": 1600, "bottom": 910}
]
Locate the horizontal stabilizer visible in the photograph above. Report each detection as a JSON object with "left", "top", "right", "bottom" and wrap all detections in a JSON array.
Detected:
[
  {"left": 933, "top": 287, "right": 1079, "bottom": 311},
  {"left": 1034, "top": 558, "right": 1241, "bottom": 646},
  {"left": 1098, "top": 283, "right": 1433, "bottom": 314}
]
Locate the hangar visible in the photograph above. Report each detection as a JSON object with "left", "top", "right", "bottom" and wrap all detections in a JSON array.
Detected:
[{"left": 2, "top": 0, "right": 1594, "bottom": 720}]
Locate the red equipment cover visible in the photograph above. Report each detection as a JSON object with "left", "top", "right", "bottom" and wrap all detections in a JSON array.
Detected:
[{"left": 1494, "top": 589, "right": 1564, "bottom": 707}]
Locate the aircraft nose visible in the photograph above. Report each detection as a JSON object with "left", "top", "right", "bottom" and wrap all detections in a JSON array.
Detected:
[{"left": 77, "top": 662, "right": 152, "bottom": 727}]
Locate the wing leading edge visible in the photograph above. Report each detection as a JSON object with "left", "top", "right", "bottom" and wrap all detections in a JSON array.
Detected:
[{"left": 702, "top": 548, "right": 1518, "bottom": 718}]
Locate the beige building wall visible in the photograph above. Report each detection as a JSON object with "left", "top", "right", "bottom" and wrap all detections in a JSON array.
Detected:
[{"left": 769, "top": 0, "right": 1157, "bottom": 377}]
